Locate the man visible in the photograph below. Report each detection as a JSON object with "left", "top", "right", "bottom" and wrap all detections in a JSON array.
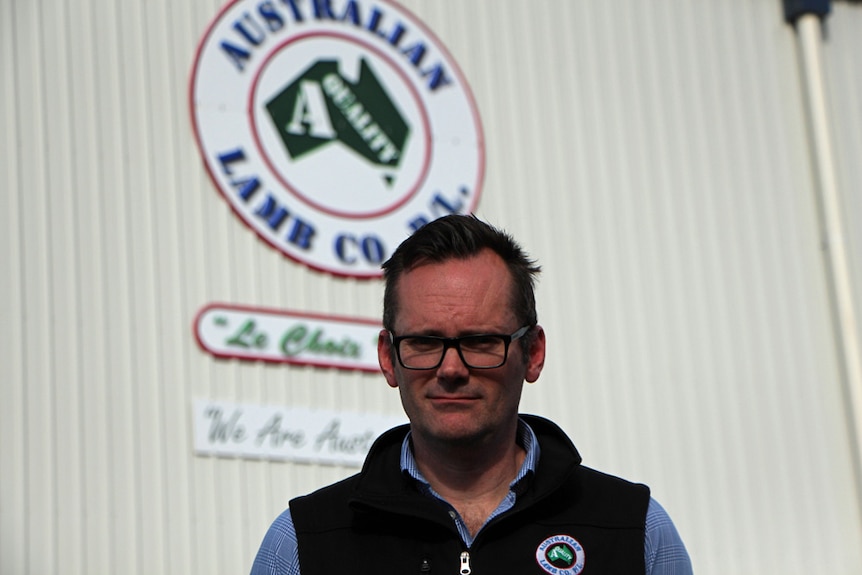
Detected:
[{"left": 251, "top": 215, "right": 692, "bottom": 574}]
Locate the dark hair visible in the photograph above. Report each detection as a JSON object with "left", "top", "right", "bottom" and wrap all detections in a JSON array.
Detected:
[{"left": 381, "top": 215, "right": 541, "bottom": 333}]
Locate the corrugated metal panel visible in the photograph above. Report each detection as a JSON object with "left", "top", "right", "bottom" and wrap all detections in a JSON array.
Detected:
[
  {"left": 829, "top": 2, "right": 862, "bottom": 283},
  {"left": 1, "top": 1, "right": 861, "bottom": 574},
  {"left": 828, "top": 3, "right": 862, "bottom": 451}
]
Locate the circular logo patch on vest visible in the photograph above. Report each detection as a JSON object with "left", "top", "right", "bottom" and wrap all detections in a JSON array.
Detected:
[
  {"left": 535, "top": 534, "right": 585, "bottom": 575},
  {"left": 190, "top": 0, "right": 484, "bottom": 278}
]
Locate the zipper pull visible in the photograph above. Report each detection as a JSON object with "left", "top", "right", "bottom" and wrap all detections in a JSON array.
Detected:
[{"left": 459, "top": 551, "right": 472, "bottom": 574}]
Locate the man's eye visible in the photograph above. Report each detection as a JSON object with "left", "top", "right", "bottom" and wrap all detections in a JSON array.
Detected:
[
  {"left": 462, "top": 336, "right": 501, "bottom": 351},
  {"left": 404, "top": 338, "right": 440, "bottom": 352}
]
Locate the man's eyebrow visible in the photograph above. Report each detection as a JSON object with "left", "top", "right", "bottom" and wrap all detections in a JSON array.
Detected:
[
  {"left": 399, "top": 329, "right": 504, "bottom": 338},
  {"left": 397, "top": 330, "right": 446, "bottom": 337}
]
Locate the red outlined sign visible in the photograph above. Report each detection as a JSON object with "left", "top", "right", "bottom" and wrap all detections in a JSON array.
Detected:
[{"left": 195, "top": 303, "right": 382, "bottom": 372}]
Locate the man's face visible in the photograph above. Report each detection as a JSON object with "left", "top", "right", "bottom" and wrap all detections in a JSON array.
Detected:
[{"left": 378, "top": 249, "right": 545, "bottom": 448}]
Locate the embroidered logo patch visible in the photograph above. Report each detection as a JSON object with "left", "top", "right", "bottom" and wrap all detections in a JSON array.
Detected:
[{"left": 535, "top": 534, "right": 585, "bottom": 575}]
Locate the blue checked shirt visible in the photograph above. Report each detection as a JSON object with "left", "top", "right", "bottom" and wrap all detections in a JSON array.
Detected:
[{"left": 251, "top": 421, "right": 693, "bottom": 575}]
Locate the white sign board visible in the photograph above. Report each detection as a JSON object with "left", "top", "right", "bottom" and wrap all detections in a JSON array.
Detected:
[
  {"left": 190, "top": 0, "right": 484, "bottom": 277},
  {"left": 193, "top": 399, "right": 407, "bottom": 466}
]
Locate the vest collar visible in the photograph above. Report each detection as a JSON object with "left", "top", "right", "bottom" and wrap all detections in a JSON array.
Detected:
[{"left": 348, "top": 414, "right": 583, "bottom": 520}]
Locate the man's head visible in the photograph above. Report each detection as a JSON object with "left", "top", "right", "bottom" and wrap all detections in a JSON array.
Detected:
[
  {"left": 376, "top": 217, "right": 546, "bottom": 450},
  {"left": 382, "top": 215, "right": 541, "bottom": 335}
]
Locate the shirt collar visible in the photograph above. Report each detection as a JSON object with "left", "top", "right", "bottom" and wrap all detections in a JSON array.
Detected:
[{"left": 400, "top": 417, "right": 540, "bottom": 490}]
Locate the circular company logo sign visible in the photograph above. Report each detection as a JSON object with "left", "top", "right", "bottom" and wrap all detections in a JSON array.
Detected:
[
  {"left": 190, "top": 0, "right": 484, "bottom": 277},
  {"left": 535, "top": 534, "right": 586, "bottom": 575}
]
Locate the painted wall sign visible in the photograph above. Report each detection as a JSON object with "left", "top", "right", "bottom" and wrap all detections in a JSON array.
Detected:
[
  {"left": 190, "top": 0, "right": 485, "bottom": 277},
  {"left": 193, "top": 399, "right": 406, "bottom": 466},
  {"left": 195, "top": 303, "right": 382, "bottom": 371}
]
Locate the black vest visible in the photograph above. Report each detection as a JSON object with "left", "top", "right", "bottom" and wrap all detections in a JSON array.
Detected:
[{"left": 291, "top": 415, "right": 649, "bottom": 575}]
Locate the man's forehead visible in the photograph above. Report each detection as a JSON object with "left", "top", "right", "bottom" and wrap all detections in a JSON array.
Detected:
[{"left": 393, "top": 255, "right": 517, "bottom": 321}]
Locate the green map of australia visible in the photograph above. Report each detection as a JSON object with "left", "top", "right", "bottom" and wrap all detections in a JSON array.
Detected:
[{"left": 266, "top": 59, "right": 410, "bottom": 177}]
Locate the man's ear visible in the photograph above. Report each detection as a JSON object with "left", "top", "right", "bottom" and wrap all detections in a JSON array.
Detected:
[
  {"left": 378, "top": 330, "right": 399, "bottom": 388},
  {"left": 525, "top": 325, "right": 546, "bottom": 383}
]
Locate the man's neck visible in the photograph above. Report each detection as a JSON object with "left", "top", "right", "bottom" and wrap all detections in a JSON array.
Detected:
[{"left": 411, "top": 431, "right": 526, "bottom": 536}]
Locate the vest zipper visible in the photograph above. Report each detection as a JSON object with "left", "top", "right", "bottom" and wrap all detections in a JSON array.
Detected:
[{"left": 459, "top": 551, "right": 471, "bottom": 574}]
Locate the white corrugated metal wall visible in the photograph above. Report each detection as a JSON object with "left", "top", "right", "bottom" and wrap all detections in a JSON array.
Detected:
[{"left": 2, "top": 1, "right": 861, "bottom": 574}]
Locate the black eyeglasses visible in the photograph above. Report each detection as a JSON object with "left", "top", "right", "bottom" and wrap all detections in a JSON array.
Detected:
[{"left": 389, "top": 326, "right": 531, "bottom": 370}]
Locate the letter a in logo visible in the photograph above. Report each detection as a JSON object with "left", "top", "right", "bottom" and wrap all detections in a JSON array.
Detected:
[{"left": 284, "top": 80, "right": 336, "bottom": 140}]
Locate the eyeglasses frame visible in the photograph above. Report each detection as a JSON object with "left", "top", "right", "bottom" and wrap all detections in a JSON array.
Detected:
[{"left": 388, "top": 325, "right": 532, "bottom": 370}]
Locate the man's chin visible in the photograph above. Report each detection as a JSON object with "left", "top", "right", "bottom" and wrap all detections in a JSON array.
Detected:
[{"left": 422, "top": 418, "right": 489, "bottom": 447}]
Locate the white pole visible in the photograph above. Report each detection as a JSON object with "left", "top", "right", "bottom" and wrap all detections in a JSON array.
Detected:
[{"left": 796, "top": 13, "right": 862, "bottom": 501}]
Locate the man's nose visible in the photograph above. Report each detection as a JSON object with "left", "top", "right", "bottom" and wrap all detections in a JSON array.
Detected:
[{"left": 437, "top": 345, "right": 469, "bottom": 376}]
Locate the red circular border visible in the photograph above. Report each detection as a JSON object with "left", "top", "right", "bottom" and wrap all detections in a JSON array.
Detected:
[{"left": 248, "top": 31, "right": 433, "bottom": 220}]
